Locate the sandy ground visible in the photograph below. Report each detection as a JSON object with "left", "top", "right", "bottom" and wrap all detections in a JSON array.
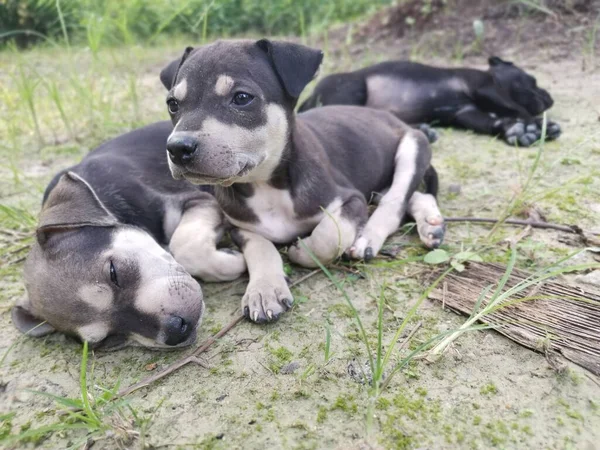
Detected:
[{"left": 1, "top": 4, "right": 600, "bottom": 449}]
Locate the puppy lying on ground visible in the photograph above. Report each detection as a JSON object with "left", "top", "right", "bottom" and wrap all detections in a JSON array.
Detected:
[
  {"left": 12, "top": 122, "right": 246, "bottom": 350},
  {"left": 298, "top": 57, "right": 561, "bottom": 147},
  {"left": 160, "top": 39, "right": 445, "bottom": 324}
]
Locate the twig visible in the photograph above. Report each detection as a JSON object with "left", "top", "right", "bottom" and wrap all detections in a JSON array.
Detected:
[
  {"left": 396, "top": 321, "right": 422, "bottom": 353},
  {"left": 117, "top": 315, "right": 242, "bottom": 397},
  {"left": 445, "top": 217, "right": 581, "bottom": 234},
  {"left": 116, "top": 270, "right": 321, "bottom": 398}
]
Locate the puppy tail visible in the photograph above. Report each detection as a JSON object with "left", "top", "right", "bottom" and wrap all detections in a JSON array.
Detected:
[{"left": 423, "top": 166, "right": 439, "bottom": 197}]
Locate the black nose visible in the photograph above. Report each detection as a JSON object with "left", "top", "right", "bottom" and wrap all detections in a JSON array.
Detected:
[
  {"left": 164, "top": 315, "right": 192, "bottom": 345},
  {"left": 167, "top": 135, "right": 198, "bottom": 166}
]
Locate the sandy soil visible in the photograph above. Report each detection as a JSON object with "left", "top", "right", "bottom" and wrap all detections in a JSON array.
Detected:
[{"left": 1, "top": 2, "right": 600, "bottom": 449}]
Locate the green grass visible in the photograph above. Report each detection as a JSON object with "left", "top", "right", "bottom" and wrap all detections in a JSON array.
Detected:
[
  {"left": 1, "top": 0, "right": 392, "bottom": 48},
  {"left": 1, "top": 342, "right": 158, "bottom": 448}
]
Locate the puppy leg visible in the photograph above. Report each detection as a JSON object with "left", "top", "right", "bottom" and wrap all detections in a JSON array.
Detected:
[
  {"left": 232, "top": 229, "right": 292, "bottom": 323},
  {"left": 348, "top": 130, "right": 431, "bottom": 260},
  {"left": 288, "top": 195, "right": 367, "bottom": 268},
  {"left": 407, "top": 191, "right": 445, "bottom": 248},
  {"left": 453, "top": 107, "right": 541, "bottom": 147},
  {"left": 169, "top": 196, "right": 246, "bottom": 282}
]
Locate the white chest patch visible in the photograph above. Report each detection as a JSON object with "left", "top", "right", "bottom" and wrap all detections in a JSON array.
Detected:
[{"left": 227, "top": 185, "right": 339, "bottom": 244}]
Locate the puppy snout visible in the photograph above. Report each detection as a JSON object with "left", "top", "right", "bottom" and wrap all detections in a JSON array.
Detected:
[
  {"left": 167, "top": 135, "right": 198, "bottom": 166},
  {"left": 164, "top": 315, "right": 193, "bottom": 346}
]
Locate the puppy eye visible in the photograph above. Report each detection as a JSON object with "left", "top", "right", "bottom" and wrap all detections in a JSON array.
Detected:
[
  {"left": 232, "top": 92, "right": 254, "bottom": 106},
  {"left": 167, "top": 98, "right": 179, "bottom": 114},
  {"left": 110, "top": 261, "right": 119, "bottom": 287}
]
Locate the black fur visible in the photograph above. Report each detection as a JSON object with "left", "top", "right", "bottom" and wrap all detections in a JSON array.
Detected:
[{"left": 298, "top": 57, "right": 561, "bottom": 147}]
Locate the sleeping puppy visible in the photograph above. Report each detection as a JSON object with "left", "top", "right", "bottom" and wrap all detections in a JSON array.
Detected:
[
  {"left": 12, "top": 122, "right": 246, "bottom": 350},
  {"left": 298, "top": 57, "right": 561, "bottom": 147},
  {"left": 159, "top": 39, "right": 445, "bottom": 323}
]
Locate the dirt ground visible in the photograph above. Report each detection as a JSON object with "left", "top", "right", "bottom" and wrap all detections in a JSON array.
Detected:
[{"left": 1, "top": 1, "right": 600, "bottom": 449}]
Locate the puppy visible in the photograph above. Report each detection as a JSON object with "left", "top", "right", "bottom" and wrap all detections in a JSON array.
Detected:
[
  {"left": 159, "top": 39, "right": 445, "bottom": 323},
  {"left": 12, "top": 122, "right": 246, "bottom": 350},
  {"left": 298, "top": 57, "right": 561, "bottom": 147}
]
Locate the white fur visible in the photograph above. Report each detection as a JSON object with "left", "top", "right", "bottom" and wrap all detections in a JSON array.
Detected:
[
  {"left": 77, "top": 322, "right": 109, "bottom": 343},
  {"left": 169, "top": 202, "right": 246, "bottom": 281},
  {"left": 78, "top": 284, "right": 113, "bottom": 311},
  {"left": 162, "top": 202, "right": 183, "bottom": 241},
  {"left": 173, "top": 79, "right": 188, "bottom": 100},
  {"left": 168, "top": 104, "right": 288, "bottom": 185},
  {"left": 215, "top": 74, "right": 234, "bottom": 96},
  {"left": 287, "top": 198, "right": 358, "bottom": 268},
  {"left": 227, "top": 188, "right": 342, "bottom": 244},
  {"left": 351, "top": 132, "right": 420, "bottom": 258}
]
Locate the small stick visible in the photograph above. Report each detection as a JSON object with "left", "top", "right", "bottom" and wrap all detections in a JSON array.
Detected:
[
  {"left": 445, "top": 217, "right": 580, "bottom": 234},
  {"left": 396, "top": 321, "right": 422, "bottom": 353},
  {"left": 117, "top": 315, "right": 242, "bottom": 397},
  {"left": 116, "top": 270, "right": 321, "bottom": 398}
]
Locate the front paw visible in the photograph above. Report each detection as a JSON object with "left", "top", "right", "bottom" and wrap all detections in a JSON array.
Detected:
[
  {"left": 503, "top": 121, "right": 539, "bottom": 147},
  {"left": 416, "top": 215, "right": 446, "bottom": 249},
  {"left": 242, "top": 276, "right": 293, "bottom": 323},
  {"left": 534, "top": 118, "right": 561, "bottom": 140}
]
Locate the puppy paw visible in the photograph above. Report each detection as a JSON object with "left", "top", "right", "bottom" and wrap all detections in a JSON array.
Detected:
[
  {"left": 534, "top": 118, "right": 561, "bottom": 140},
  {"left": 346, "top": 234, "right": 384, "bottom": 262},
  {"left": 416, "top": 215, "right": 446, "bottom": 249},
  {"left": 242, "top": 276, "right": 293, "bottom": 323}
]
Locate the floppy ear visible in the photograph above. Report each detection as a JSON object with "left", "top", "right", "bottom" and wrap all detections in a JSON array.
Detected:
[
  {"left": 160, "top": 46, "right": 195, "bottom": 90},
  {"left": 256, "top": 39, "right": 323, "bottom": 99},
  {"left": 11, "top": 301, "right": 56, "bottom": 337},
  {"left": 37, "top": 171, "right": 118, "bottom": 246},
  {"left": 488, "top": 56, "right": 513, "bottom": 67}
]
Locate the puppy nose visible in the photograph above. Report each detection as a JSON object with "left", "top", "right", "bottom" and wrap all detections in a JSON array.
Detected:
[
  {"left": 164, "top": 315, "right": 192, "bottom": 345},
  {"left": 167, "top": 135, "right": 197, "bottom": 165}
]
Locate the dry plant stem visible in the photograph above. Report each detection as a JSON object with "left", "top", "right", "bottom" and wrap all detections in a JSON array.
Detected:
[
  {"left": 445, "top": 217, "right": 581, "bottom": 234},
  {"left": 117, "top": 270, "right": 320, "bottom": 398},
  {"left": 117, "top": 316, "right": 242, "bottom": 397}
]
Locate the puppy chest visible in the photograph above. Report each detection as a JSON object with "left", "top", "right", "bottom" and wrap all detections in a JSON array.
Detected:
[{"left": 228, "top": 185, "right": 321, "bottom": 244}]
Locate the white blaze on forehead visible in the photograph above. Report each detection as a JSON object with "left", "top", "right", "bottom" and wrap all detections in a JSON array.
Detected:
[
  {"left": 77, "top": 322, "right": 109, "bottom": 343},
  {"left": 173, "top": 79, "right": 188, "bottom": 100},
  {"left": 78, "top": 284, "right": 113, "bottom": 311},
  {"left": 214, "top": 74, "right": 235, "bottom": 96},
  {"left": 111, "top": 228, "right": 170, "bottom": 259}
]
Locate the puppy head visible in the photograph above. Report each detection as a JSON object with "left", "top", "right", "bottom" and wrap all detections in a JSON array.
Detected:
[
  {"left": 160, "top": 39, "right": 323, "bottom": 185},
  {"left": 488, "top": 56, "right": 553, "bottom": 116},
  {"left": 13, "top": 172, "right": 204, "bottom": 351}
]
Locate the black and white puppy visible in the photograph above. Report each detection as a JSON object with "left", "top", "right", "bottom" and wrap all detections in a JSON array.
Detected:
[
  {"left": 12, "top": 122, "right": 246, "bottom": 350},
  {"left": 159, "top": 39, "right": 445, "bottom": 323},
  {"left": 298, "top": 57, "right": 561, "bottom": 147}
]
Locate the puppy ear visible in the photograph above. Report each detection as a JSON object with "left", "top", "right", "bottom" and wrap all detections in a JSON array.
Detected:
[
  {"left": 11, "top": 301, "right": 56, "bottom": 337},
  {"left": 160, "top": 46, "right": 194, "bottom": 90},
  {"left": 488, "top": 56, "right": 513, "bottom": 67},
  {"left": 256, "top": 39, "right": 323, "bottom": 98},
  {"left": 37, "top": 172, "right": 118, "bottom": 246}
]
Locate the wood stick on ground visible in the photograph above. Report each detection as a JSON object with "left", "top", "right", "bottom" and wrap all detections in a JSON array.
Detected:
[
  {"left": 116, "top": 269, "right": 320, "bottom": 398},
  {"left": 428, "top": 262, "right": 600, "bottom": 376},
  {"left": 445, "top": 217, "right": 581, "bottom": 234}
]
